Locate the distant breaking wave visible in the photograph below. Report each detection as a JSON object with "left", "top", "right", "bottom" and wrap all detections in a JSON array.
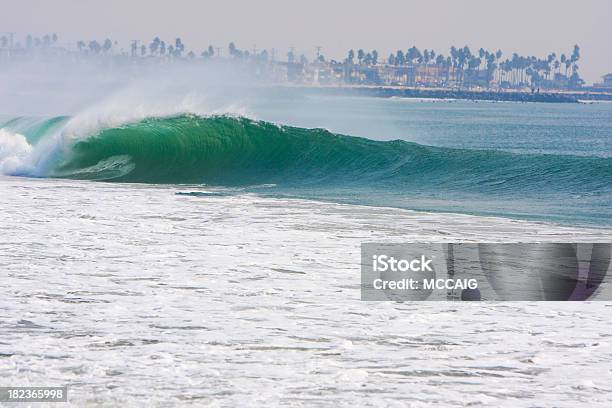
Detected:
[{"left": 1, "top": 114, "right": 611, "bottom": 224}]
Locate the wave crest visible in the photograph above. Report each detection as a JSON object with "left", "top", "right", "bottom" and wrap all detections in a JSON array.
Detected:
[
  {"left": 1, "top": 114, "right": 610, "bottom": 201},
  {"left": 47, "top": 115, "right": 610, "bottom": 196}
]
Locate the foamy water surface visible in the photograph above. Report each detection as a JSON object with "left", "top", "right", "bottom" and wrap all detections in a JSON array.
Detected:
[{"left": 1, "top": 176, "right": 611, "bottom": 407}]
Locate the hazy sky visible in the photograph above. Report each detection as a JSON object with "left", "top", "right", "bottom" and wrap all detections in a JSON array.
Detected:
[{"left": 2, "top": 0, "right": 611, "bottom": 83}]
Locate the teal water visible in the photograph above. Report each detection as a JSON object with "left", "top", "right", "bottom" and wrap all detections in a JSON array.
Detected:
[
  {"left": 252, "top": 95, "right": 612, "bottom": 157},
  {"left": 1, "top": 98, "right": 610, "bottom": 227}
]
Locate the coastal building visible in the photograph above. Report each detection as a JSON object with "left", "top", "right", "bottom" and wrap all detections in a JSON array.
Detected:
[{"left": 592, "top": 74, "right": 612, "bottom": 91}]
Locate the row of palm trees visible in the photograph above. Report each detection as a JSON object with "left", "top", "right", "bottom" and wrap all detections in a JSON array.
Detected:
[
  {"left": 1, "top": 33, "right": 59, "bottom": 49},
  {"left": 343, "top": 44, "right": 582, "bottom": 88},
  {"left": 1, "top": 33, "right": 584, "bottom": 88},
  {"left": 0, "top": 34, "right": 271, "bottom": 61},
  {"left": 0, "top": 33, "right": 186, "bottom": 58}
]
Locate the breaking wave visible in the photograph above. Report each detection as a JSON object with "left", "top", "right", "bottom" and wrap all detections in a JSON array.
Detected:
[{"left": 1, "top": 114, "right": 610, "bottom": 224}]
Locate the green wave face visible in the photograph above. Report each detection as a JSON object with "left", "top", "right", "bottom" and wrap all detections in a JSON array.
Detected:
[
  {"left": 53, "top": 115, "right": 611, "bottom": 195},
  {"left": 54, "top": 115, "right": 417, "bottom": 184},
  {"left": 3, "top": 114, "right": 611, "bottom": 224}
]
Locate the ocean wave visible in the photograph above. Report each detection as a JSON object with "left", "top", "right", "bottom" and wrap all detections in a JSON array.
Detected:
[
  {"left": 0, "top": 114, "right": 610, "bottom": 193},
  {"left": 44, "top": 114, "right": 611, "bottom": 195}
]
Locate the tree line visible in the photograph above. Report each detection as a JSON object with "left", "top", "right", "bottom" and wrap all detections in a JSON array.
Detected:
[
  {"left": 0, "top": 33, "right": 584, "bottom": 88},
  {"left": 343, "top": 45, "right": 582, "bottom": 88}
]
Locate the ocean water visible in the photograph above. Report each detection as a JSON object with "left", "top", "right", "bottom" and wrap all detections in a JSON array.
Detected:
[
  {"left": 1, "top": 98, "right": 611, "bottom": 226},
  {"left": 254, "top": 95, "right": 612, "bottom": 157},
  {"left": 1, "top": 96, "right": 612, "bottom": 406}
]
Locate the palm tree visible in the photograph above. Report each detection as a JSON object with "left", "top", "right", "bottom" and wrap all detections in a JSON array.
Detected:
[
  {"left": 443, "top": 56, "right": 451, "bottom": 83},
  {"left": 423, "top": 49, "right": 431, "bottom": 83},
  {"left": 433, "top": 54, "right": 444, "bottom": 84},
  {"left": 560, "top": 54, "right": 567, "bottom": 77},
  {"left": 485, "top": 52, "right": 496, "bottom": 86},
  {"left": 88, "top": 40, "right": 101, "bottom": 54},
  {"left": 347, "top": 49, "right": 355, "bottom": 64},
  {"left": 102, "top": 38, "right": 112, "bottom": 54},
  {"left": 395, "top": 50, "right": 405, "bottom": 65},
  {"left": 174, "top": 38, "right": 184, "bottom": 56},
  {"left": 466, "top": 56, "right": 480, "bottom": 87},
  {"left": 565, "top": 59, "right": 572, "bottom": 78},
  {"left": 406, "top": 46, "right": 418, "bottom": 66},
  {"left": 450, "top": 46, "right": 458, "bottom": 63},
  {"left": 149, "top": 37, "right": 160, "bottom": 55},
  {"left": 570, "top": 44, "right": 580, "bottom": 76},
  {"left": 456, "top": 46, "right": 471, "bottom": 87},
  {"left": 546, "top": 53, "right": 555, "bottom": 81}
]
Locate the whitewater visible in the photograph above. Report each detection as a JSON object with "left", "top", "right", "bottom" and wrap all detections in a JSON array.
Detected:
[{"left": 1, "top": 175, "right": 612, "bottom": 407}]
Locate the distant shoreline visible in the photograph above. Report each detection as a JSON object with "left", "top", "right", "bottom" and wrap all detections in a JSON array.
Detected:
[{"left": 286, "top": 85, "right": 612, "bottom": 104}]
